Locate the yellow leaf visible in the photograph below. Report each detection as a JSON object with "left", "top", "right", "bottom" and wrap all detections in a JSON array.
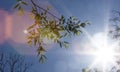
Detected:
[
  {"left": 27, "top": 36, "right": 33, "bottom": 39},
  {"left": 28, "top": 40, "right": 32, "bottom": 46},
  {"left": 27, "top": 24, "right": 36, "bottom": 30},
  {"left": 37, "top": 28, "right": 41, "bottom": 33},
  {"left": 18, "top": 9, "right": 24, "bottom": 15},
  {"left": 29, "top": 13, "right": 35, "bottom": 20}
]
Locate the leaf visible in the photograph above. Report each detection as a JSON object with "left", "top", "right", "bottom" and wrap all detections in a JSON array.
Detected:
[
  {"left": 31, "top": 7, "right": 36, "bottom": 14},
  {"left": 22, "top": 1, "right": 28, "bottom": 5},
  {"left": 27, "top": 24, "right": 36, "bottom": 30},
  {"left": 35, "top": 14, "right": 41, "bottom": 20},
  {"left": 63, "top": 33, "right": 67, "bottom": 37},
  {"left": 57, "top": 40, "right": 63, "bottom": 48},
  {"left": 29, "top": 30, "right": 35, "bottom": 35},
  {"left": 54, "top": 30, "right": 60, "bottom": 37},
  {"left": 80, "top": 23, "right": 86, "bottom": 27},
  {"left": 59, "top": 42, "right": 62, "bottom": 48},
  {"left": 76, "top": 30, "right": 81, "bottom": 35},
  {"left": 64, "top": 41, "right": 69, "bottom": 48},
  {"left": 18, "top": 9, "right": 24, "bottom": 15},
  {"left": 39, "top": 56, "right": 44, "bottom": 63},
  {"left": 39, "top": 55, "right": 47, "bottom": 63},
  {"left": 28, "top": 40, "right": 32, "bottom": 46},
  {"left": 62, "top": 18, "right": 65, "bottom": 24},
  {"left": 50, "top": 34, "right": 54, "bottom": 39},
  {"left": 40, "top": 46, "right": 46, "bottom": 52},
  {"left": 64, "top": 41, "right": 69, "bottom": 44},
  {"left": 42, "top": 55, "right": 47, "bottom": 59},
  {"left": 64, "top": 43, "right": 69, "bottom": 48},
  {"left": 59, "top": 35, "right": 63, "bottom": 38},
  {"left": 14, "top": 4, "right": 19, "bottom": 9},
  {"left": 29, "top": 13, "right": 35, "bottom": 20},
  {"left": 46, "top": 5, "right": 51, "bottom": 10},
  {"left": 34, "top": 37, "right": 37, "bottom": 46},
  {"left": 37, "top": 28, "right": 41, "bottom": 33},
  {"left": 27, "top": 36, "right": 33, "bottom": 40}
]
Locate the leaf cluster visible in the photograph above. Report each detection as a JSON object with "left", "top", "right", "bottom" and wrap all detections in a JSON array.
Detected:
[
  {"left": 14, "top": 0, "right": 89, "bottom": 63},
  {"left": 14, "top": 0, "right": 28, "bottom": 15}
]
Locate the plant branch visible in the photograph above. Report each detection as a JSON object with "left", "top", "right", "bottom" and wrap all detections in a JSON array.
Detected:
[{"left": 30, "top": 0, "right": 60, "bottom": 20}]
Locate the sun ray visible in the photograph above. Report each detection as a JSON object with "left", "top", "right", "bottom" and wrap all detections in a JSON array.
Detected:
[{"left": 80, "top": 27, "right": 120, "bottom": 71}]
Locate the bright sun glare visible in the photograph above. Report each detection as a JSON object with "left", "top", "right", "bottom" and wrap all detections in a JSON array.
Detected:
[
  {"left": 87, "top": 32, "right": 119, "bottom": 71},
  {"left": 95, "top": 48, "right": 114, "bottom": 64},
  {"left": 92, "top": 33, "right": 115, "bottom": 65}
]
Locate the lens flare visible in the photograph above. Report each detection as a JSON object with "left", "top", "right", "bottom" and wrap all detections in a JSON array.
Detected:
[{"left": 23, "top": 29, "right": 28, "bottom": 34}]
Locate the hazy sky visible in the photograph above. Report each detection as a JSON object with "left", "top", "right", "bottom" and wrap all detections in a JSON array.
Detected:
[{"left": 1, "top": 0, "right": 120, "bottom": 72}]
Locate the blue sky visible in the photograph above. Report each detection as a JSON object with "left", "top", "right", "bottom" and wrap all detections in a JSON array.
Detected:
[{"left": 0, "top": 0, "right": 120, "bottom": 72}]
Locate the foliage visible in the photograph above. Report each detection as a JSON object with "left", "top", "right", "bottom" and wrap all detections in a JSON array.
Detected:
[
  {"left": 82, "top": 68, "right": 101, "bottom": 72},
  {"left": 109, "top": 10, "right": 120, "bottom": 72},
  {"left": 14, "top": 0, "right": 89, "bottom": 63},
  {"left": 109, "top": 10, "right": 120, "bottom": 40}
]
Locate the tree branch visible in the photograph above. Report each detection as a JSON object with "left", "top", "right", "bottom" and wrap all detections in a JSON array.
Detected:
[{"left": 30, "top": 0, "right": 60, "bottom": 20}]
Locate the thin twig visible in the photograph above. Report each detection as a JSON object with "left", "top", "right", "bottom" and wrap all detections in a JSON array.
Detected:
[
  {"left": 31, "top": 0, "right": 60, "bottom": 20},
  {"left": 31, "top": 0, "right": 38, "bottom": 12}
]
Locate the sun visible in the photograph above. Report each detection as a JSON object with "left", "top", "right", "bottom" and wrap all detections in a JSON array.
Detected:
[
  {"left": 92, "top": 33, "right": 115, "bottom": 62},
  {"left": 89, "top": 32, "right": 118, "bottom": 70},
  {"left": 92, "top": 33, "right": 115, "bottom": 64},
  {"left": 77, "top": 22, "right": 120, "bottom": 71},
  {"left": 94, "top": 46, "right": 115, "bottom": 65},
  {"left": 78, "top": 27, "right": 120, "bottom": 71}
]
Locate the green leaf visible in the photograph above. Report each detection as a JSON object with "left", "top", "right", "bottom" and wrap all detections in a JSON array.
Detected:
[
  {"left": 59, "top": 42, "right": 62, "bottom": 48},
  {"left": 39, "top": 56, "right": 44, "bottom": 63},
  {"left": 80, "top": 23, "right": 86, "bottom": 27},
  {"left": 40, "top": 46, "right": 46, "bottom": 52},
  {"left": 63, "top": 33, "right": 67, "bottom": 37},
  {"left": 39, "top": 55, "right": 47, "bottom": 63},
  {"left": 37, "top": 46, "right": 46, "bottom": 57},
  {"left": 64, "top": 41, "right": 69, "bottom": 44},
  {"left": 76, "top": 31, "right": 81, "bottom": 35},
  {"left": 42, "top": 55, "right": 47, "bottom": 59},
  {"left": 22, "top": 1, "right": 28, "bottom": 5},
  {"left": 64, "top": 41, "right": 69, "bottom": 48},
  {"left": 64, "top": 43, "right": 69, "bottom": 48},
  {"left": 46, "top": 5, "right": 51, "bottom": 10},
  {"left": 14, "top": 4, "right": 19, "bottom": 9},
  {"left": 34, "top": 37, "right": 37, "bottom": 46},
  {"left": 59, "top": 35, "right": 63, "bottom": 38}
]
